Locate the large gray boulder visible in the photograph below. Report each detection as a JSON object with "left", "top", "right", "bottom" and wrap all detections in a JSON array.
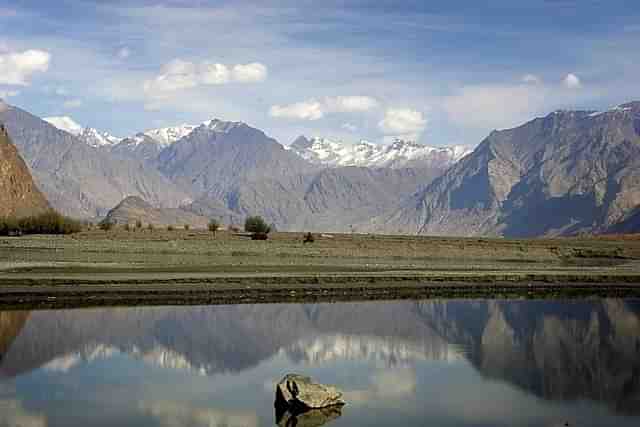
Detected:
[{"left": 275, "top": 374, "right": 345, "bottom": 410}]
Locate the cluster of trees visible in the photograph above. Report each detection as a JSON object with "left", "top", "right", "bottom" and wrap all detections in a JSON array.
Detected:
[{"left": 0, "top": 211, "right": 82, "bottom": 236}]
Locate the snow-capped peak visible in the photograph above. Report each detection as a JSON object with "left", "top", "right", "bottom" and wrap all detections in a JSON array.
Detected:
[
  {"left": 44, "top": 116, "right": 84, "bottom": 136},
  {"left": 143, "top": 124, "right": 197, "bottom": 146},
  {"left": 200, "top": 118, "right": 245, "bottom": 133},
  {"left": 44, "top": 116, "right": 122, "bottom": 147},
  {"left": 289, "top": 136, "right": 474, "bottom": 169}
]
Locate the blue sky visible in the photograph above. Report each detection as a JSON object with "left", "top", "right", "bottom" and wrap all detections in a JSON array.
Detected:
[{"left": 1, "top": 0, "right": 639, "bottom": 146}]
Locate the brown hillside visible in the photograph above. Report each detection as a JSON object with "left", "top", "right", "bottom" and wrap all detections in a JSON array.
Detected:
[{"left": 0, "top": 123, "right": 51, "bottom": 218}]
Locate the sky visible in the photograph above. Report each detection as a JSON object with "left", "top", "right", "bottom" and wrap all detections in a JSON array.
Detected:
[{"left": 0, "top": 0, "right": 639, "bottom": 146}]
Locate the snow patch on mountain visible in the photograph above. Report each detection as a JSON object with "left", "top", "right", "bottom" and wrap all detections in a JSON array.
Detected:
[
  {"left": 288, "top": 136, "right": 473, "bottom": 169},
  {"left": 44, "top": 116, "right": 122, "bottom": 147},
  {"left": 44, "top": 116, "right": 84, "bottom": 136},
  {"left": 143, "top": 124, "right": 197, "bottom": 146}
]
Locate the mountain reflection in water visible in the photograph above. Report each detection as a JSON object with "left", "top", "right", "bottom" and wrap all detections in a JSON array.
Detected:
[{"left": 0, "top": 300, "right": 638, "bottom": 426}]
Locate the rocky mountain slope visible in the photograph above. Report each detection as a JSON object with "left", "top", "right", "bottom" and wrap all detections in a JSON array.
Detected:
[
  {"left": 289, "top": 136, "right": 472, "bottom": 169},
  {"left": 103, "top": 196, "right": 210, "bottom": 228},
  {"left": 1, "top": 101, "right": 192, "bottom": 218},
  {"left": 380, "top": 102, "right": 640, "bottom": 237},
  {"left": 0, "top": 123, "right": 51, "bottom": 218}
]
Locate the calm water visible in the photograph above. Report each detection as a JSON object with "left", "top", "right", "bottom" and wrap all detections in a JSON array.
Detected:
[{"left": 1, "top": 299, "right": 639, "bottom": 427}]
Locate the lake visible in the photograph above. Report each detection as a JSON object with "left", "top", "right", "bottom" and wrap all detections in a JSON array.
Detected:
[{"left": 0, "top": 299, "right": 639, "bottom": 426}]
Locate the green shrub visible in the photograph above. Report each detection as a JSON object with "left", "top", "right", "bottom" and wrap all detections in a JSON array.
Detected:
[
  {"left": 208, "top": 219, "right": 220, "bottom": 234},
  {"left": 99, "top": 220, "right": 114, "bottom": 231},
  {"left": 244, "top": 216, "right": 271, "bottom": 234},
  {"left": 0, "top": 211, "right": 82, "bottom": 236}
]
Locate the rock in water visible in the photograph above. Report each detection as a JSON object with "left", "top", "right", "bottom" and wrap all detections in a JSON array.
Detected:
[{"left": 276, "top": 374, "right": 345, "bottom": 410}]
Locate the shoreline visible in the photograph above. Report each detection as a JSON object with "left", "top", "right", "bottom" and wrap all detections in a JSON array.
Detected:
[{"left": 1, "top": 275, "right": 639, "bottom": 310}]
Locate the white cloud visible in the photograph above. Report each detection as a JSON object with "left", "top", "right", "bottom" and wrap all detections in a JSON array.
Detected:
[
  {"left": 341, "top": 122, "right": 358, "bottom": 132},
  {"left": 270, "top": 100, "right": 324, "bottom": 120},
  {"left": 563, "top": 73, "right": 582, "bottom": 89},
  {"left": 63, "top": 99, "right": 83, "bottom": 109},
  {"left": 232, "top": 62, "right": 267, "bottom": 83},
  {"left": 378, "top": 108, "right": 427, "bottom": 139},
  {"left": 117, "top": 47, "right": 131, "bottom": 60},
  {"left": 0, "top": 49, "right": 51, "bottom": 86},
  {"left": 270, "top": 96, "right": 379, "bottom": 120},
  {"left": 0, "top": 89, "right": 19, "bottom": 98},
  {"left": 140, "top": 400, "right": 258, "bottom": 427},
  {"left": 143, "top": 59, "right": 268, "bottom": 99},
  {"left": 201, "top": 62, "right": 231, "bottom": 84},
  {"left": 522, "top": 74, "right": 542, "bottom": 84},
  {"left": 443, "top": 84, "right": 547, "bottom": 130},
  {"left": 325, "top": 95, "right": 379, "bottom": 112}
]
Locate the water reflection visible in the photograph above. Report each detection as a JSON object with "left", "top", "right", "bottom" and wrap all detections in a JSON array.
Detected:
[{"left": 0, "top": 299, "right": 638, "bottom": 426}]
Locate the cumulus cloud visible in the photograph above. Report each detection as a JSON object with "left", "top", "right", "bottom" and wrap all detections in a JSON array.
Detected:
[
  {"left": 139, "top": 400, "right": 258, "bottom": 427},
  {"left": 143, "top": 59, "right": 268, "bottom": 98},
  {"left": 63, "top": 99, "right": 83, "bottom": 109},
  {"left": 270, "top": 100, "right": 324, "bottom": 120},
  {"left": 0, "top": 49, "right": 51, "bottom": 85},
  {"left": 232, "top": 62, "right": 267, "bottom": 83},
  {"left": 563, "top": 73, "right": 582, "bottom": 89},
  {"left": 378, "top": 108, "right": 427, "bottom": 139},
  {"left": 117, "top": 47, "right": 131, "bottom": 60},
  {"left": 270, "top": 96, "right": 379, "bottom": 120},
  {"left": 522, "top": 74, "right": 542, "bottom": 84},
  {"left": 443, "top": 84, "right": 547, "bottom": 130},
  {"left": 341, "top": 122, "right": 358, "bottom": 132}
]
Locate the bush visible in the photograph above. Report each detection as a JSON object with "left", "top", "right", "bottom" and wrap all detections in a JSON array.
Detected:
[
  {"left": 303, "top": 232, "right": 315, "bottom": 244},
  {"left": 0, "top": 211, "right": 82, "bottom": 236},
  {"left": 208, "top": 219, "right": 220, "bottom": 234},
  {"left": 167, "top": 225, "right": 175, "bottom": 231},
  {"left": 99, "top": 220, "right": 114, "bottom": 231},
  {"left": 244, "top": 216, "right": 271, "bottom": 234},
  {"left": 135, "top": 219, "right": 143, "bottom": 230},
  {"left": 184, "top": 224, "right": 190, "bottom": 231},
  {"left": 251, "top": 232, "right": 269, "bottom": 240}
]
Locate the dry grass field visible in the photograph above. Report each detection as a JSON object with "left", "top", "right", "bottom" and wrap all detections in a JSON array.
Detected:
[{"left": 1, "top": 230, "right": 640, "bottom": 307}]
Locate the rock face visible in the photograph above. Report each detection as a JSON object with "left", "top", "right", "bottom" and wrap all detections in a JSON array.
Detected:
[
  {"left": 382, "top": 102, "right": 640, "bottom": 237},
  {"left": 0, "top": 102, "right": 192, "bottom": 218},
  {"left": 103, "top": 196, "right": 210, "bottom": 228},
  {"left": 276, "top": 374, "right": 345, "bottom": 410},
  {"left": 0, "top": 123, "right": 51, "bottom": 218}
]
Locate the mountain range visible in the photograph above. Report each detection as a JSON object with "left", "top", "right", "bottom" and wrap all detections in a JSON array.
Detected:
[{"left": 3, "top": 98, "right": 640, "bottom": 236}]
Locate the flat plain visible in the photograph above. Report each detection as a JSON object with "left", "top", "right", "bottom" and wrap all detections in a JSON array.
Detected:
[{"left": 1, "top": 230, "right": 639, "bottom": 307}]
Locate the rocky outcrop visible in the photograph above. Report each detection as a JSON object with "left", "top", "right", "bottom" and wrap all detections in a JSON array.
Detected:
[
  {"left": 276, "top": 405, "right": 342, "bottom": 427},
  {"left": 382, "top": 102, "right": 640, "bottom": 237},
  {"left": 103, "top": 196, "right": 210, "bottom": 228},
  {"left": 0, "top": 123, "right": 51, "bottom": 218},
  {"left": 275, "top": 374, "right": 345, "bottom": 413}
]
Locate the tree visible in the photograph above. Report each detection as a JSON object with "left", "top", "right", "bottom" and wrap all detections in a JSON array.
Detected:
[
  {"left": 245, "top": 216, "right": 271, "bottom": 234},
  {"left": 208, "top": 219, "right": 220, "bottom": 237}
]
